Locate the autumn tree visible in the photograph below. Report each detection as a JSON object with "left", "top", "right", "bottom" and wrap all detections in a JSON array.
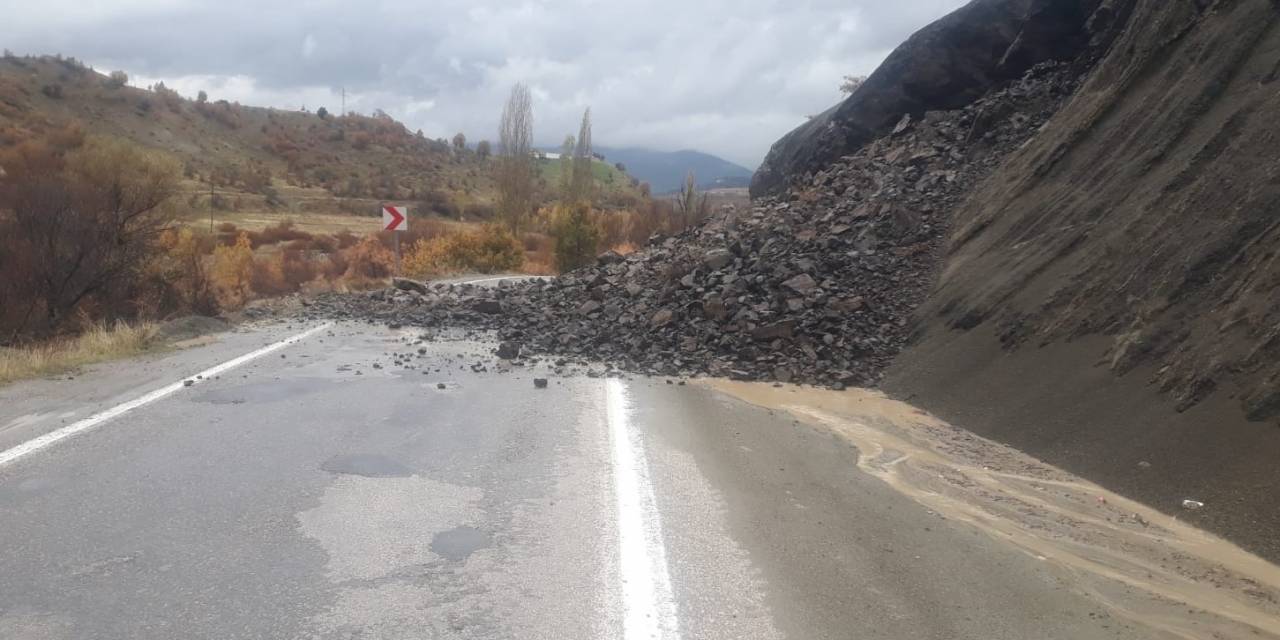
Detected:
[
  {"left": 0, "top": 137, "right": 180, "bottom": 336},
  {"left": 211, "top": 233, "right": 254, "bottom": 309},
  {"left": 570, "top": 108, "right": 594, "bottom": 205},
  {"left": 155, "top": 228, "right": 217, "bottom": 314},
  {"left": 495, "top": 83, "right": 534, "bottom": 233}
]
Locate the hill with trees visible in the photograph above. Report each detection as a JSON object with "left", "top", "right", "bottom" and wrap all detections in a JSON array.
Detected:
[
  {"left": 581, "top": 146, "right": 752, "bottom": 194},
  {"left": 0, "top": 53, "right": 645, "bottom": 220}
]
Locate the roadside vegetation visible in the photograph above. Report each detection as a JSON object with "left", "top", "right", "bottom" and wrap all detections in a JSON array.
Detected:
[
  {"left": 0, "top": 321, "right": 159, "bottom": 385},
  {"left": 0, "top": 54, "right": 720, "bottom": 364}
]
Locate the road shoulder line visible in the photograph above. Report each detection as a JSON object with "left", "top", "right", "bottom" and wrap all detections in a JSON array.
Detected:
[
  {"left": 606, "top": 378, "right": 681, "bottom": 640},
  {"left": 0, "top": 322, "right": 333, "bottom": 469}
]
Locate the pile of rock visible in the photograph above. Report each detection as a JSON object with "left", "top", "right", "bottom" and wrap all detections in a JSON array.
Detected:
[{"left": 311, "top": 63, "right": 1080, "bottom": 388}]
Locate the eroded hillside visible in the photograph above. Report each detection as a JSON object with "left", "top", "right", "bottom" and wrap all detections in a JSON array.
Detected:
[{"left": 886, "top": 0, "right": 1280, "bottom": 561}]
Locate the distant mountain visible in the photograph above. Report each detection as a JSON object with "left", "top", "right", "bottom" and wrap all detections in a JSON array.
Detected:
[{"left": 591, "top": 147, "right": 753, "bottom": 194}]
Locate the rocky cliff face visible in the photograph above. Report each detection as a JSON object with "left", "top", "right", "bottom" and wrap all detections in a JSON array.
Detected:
[{"left": 749, "top": 0, "right": 1130, "bottom": 198}]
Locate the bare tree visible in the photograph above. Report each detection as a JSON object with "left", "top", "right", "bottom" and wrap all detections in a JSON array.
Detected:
[
  {"left": 570, "top": 108, "right": 593, "bottom": 205},
  {"left": 106, "top": 70, "right": 129, "bottom": 89},
  {"left": 673, "top": 171, "right": 709, "bottom": 232},
  {"left": 496, "top": 83, "right": 534, "bottom": 233},
  {"left": 475, "top": 139, "right": 491, "bottom": 158},
  {"left": 452, "top": 132, "right": 466, "bottom": 151},
  {"left": 558, "top": 135, "right": 574, "bottom": 202}
]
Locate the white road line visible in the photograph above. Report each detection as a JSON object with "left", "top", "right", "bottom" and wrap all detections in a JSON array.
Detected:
[
  {"left": 455, "top": 275, "right": 547, "bottom": 286},
  {"left": 457, "top": 275, "right": 517, "bottom": 285},
  {"left": 0, "top": 322, "right": 333, "bottom": 468},
  {"left": 606, "top": 378, "right": 681, "bottom": 640}
]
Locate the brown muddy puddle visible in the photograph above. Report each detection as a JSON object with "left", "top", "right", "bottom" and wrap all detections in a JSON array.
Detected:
[{"left": 704, "top": 380, "right": 1280, "bottom": 640}]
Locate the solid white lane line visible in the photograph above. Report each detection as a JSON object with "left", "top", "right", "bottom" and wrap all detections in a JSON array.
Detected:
[
  {"left": 457, "top": 275, "right": 518, "bottom": 285},
  {"left": 606, "top": 378, "right": 681, "bottom": 640},
  {"left": 0, "top": 322, "right": 334, "bottom": 468},
  {"left": 455, "top": 275, "right": 548, "bottom": 286}
]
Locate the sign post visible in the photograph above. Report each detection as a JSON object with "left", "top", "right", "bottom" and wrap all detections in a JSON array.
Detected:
[{"left": 381, "top": 203, "right": 408, "bottom": 276}]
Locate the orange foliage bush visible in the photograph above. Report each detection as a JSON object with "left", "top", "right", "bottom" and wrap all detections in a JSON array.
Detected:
[
  {"left": 402, "top": 224, "right": 523, "bottom": 278},
  {"left": 152, "top": 228, "right": 218, "bottom": 315},
  {"left": 210, "top": 233, "right": 254, "bottom": 309},
  {"left": 522, "top": 232, "right": 557, "bottom": 275},
  {"left": 343, "top": 234, "right": 395, "bottom": 281},
  {"left": 250, "top": 249, "right": 318, "bottom": 296}
]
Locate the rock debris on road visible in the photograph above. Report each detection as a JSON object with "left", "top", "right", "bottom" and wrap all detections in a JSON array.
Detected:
[{"left": 309, "top": 63, "right": 1081, "bottom": 389}]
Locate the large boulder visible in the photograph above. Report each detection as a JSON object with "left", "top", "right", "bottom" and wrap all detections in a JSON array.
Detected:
[{"left": 749, "top": 0, "right": 1129, "bottom": 198}]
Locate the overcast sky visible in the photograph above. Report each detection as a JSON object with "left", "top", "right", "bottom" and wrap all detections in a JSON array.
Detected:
[{"left": 0, "top": 0, "right": 966, "bottom": 168}]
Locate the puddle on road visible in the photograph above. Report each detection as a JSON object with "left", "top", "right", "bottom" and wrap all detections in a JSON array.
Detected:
[
  {"left": 321, "top": 453, "right": 414, "bottom": 478},
  {"left": 705, "top": 379, "right": 1280, "bottom": 640},
  {"left": 430, "top": 526, "right": 491, "bottom": 562}
]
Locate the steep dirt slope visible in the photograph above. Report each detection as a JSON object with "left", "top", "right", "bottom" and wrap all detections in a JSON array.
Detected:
[{"left": 886, "top": 0, "right": 1280, "bottom": 561}]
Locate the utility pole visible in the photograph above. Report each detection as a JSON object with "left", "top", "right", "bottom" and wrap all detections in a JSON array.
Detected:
[{"left": 341, "top": 87, "right": 345, "bottom": 117}]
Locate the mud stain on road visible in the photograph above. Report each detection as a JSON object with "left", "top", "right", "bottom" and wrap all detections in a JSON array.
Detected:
[{"left": 705, "top": 380, "right": 1280, "bottom": 640}]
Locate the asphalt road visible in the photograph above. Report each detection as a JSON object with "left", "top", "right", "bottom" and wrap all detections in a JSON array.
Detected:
[{"left": 0, "top": 319, "right": 1176, "bottom": 639}]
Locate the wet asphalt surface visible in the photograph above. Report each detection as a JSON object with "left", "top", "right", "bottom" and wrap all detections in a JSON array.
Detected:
[{"left": 0, "top": 320, "right": 1157, "bottom": 639}]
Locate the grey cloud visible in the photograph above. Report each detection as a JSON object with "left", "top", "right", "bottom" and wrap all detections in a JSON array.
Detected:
[{"left": 0, "top": 0, "right": 968, "bottom": 167}]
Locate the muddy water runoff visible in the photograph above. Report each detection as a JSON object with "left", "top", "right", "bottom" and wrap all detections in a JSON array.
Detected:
[{"left": 705, "top": 380, "right": 1280, "bottom": 640}]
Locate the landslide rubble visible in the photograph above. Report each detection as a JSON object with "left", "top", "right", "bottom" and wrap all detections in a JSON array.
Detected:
[{"left": 311, "top": 63, "right": 1082, "bottom": 388}]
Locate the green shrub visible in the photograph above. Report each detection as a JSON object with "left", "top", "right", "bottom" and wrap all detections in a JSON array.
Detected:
[{"left": 552, "top": 203, "right": 600, "bottom": 273}]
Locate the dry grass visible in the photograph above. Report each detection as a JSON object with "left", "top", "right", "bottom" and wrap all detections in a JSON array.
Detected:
[
  {"left": 611, "top": 241, "right": 639, "bottom": 255},
  {"left": 0, "top": 321, "right": 160, "bottom": 385},
  {"left": 177, "top": 208, "right": 481, "bottom": 236},
  {"left": 178, "top": 209, "right": 386, "bottom": 235}
]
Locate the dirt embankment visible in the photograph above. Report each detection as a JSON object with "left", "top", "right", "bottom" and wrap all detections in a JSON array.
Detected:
[{"left": 886, "top": 0, "right": 1280, "bottom": 562}]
